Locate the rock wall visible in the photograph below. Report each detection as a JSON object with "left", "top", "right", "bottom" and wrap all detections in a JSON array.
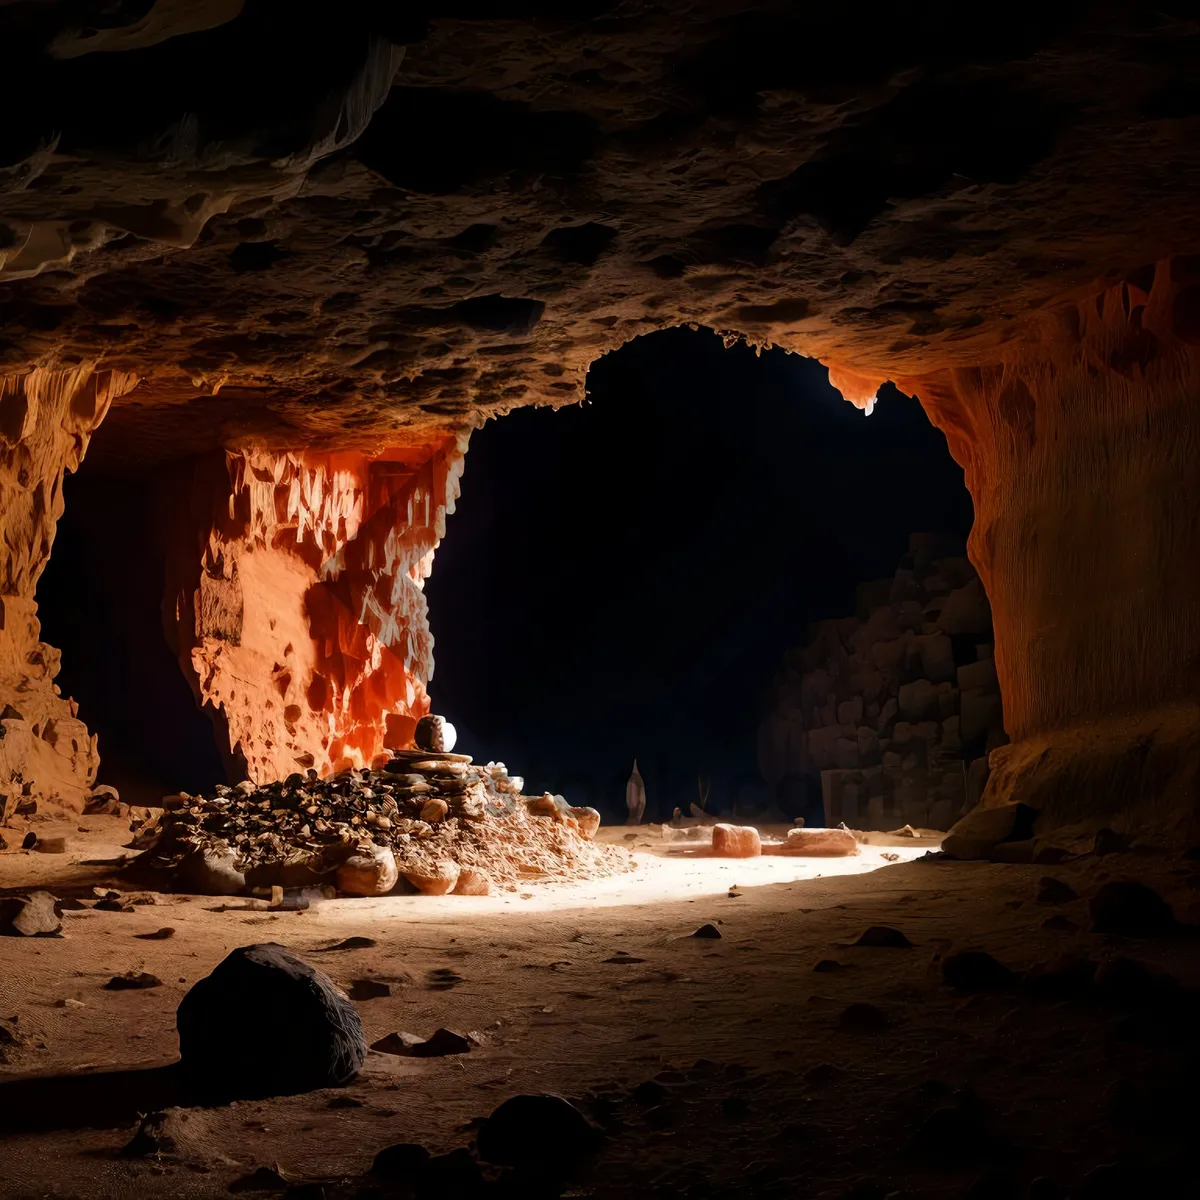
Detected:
[
  {"left": 0, "top": 366, "right": 137, "bottom": 812},
  {"left": 759, "top": 534, "right": 1006, "bottom": 831},
  {"left": 896, "top": 260, "right": 1200, "bottom": 836},
  {"left": 159, "top": 433, "right": 470, "bottom": 784}
]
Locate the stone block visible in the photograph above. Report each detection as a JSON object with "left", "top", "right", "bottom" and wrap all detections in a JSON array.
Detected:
[
  {"left": 937, "top": 579, "right": 991, "bottom": 637},
  {"left": 912, "top": 720, "right": 940, "bottom": 746},
  {"left": 711, "top": 823, "right": 762, "bottom": 858},
  {"left": 898, "top": 679, "right": 939, "bottom": 721},
  {"left": 837, "top": 696, "right": 863, "bottom": 725},
  {"left": 876, "top": 697, "right": 898, "bottom": 732},
  {"left": 957, "top": 658, "right": 999, "bottom": 693},
  {"left": 869, "top": 637, "right": 906, "bottom": 674},
  {"left": 917, "top": 634, "right": 956, "bottom": 682},
  {"left": 834, "top": 738, "right": 859, "bottom": 769},
  {"left": 941, "top": 715, "right": 962, "bottom": 755},
  {"left": 337, "top": 846, "right": 398, "bottom": 896},
  {"left": 857, "top": 726, "right": 881, "bottom": 764}
]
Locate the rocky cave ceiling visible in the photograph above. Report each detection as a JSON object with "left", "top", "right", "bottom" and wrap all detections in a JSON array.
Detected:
[{"left": 1, "top": 0, "right": 1199, "bottom": 467}]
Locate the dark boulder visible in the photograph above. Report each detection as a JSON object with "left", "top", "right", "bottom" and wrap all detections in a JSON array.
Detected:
[
  {"left": 1089, "top": 881, "right": 1175, "bottom": 936},
  {"left": 176, "top": 943, "right": 366, "bottom": 1098},
  {"left": 942, "top": 950, "right": 1017, "bottom": 992},
  {"left": 476, "top": 1093, "right": 603, "bottom": 1173}
]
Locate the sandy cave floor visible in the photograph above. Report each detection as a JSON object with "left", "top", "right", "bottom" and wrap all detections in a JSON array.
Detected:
[{"left": 1, "top": 819, "right": 1199, "bottom": 1199}]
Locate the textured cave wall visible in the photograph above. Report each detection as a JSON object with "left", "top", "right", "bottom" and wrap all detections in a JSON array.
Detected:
[
  {"left": 0, "top": 4, "right": 1196, "bottom": 826},
  {"left": 760, "top": 534, "right": 1005, "bottom": 833},
  {"left": 157, "top": 433, "right": 469, "bottom": 783},
  {"left": 898, "top": 261, "right": 1200, "bottom": 833},
  {"left": 0, "top": 366, "right": 137, "bottom": 811}
]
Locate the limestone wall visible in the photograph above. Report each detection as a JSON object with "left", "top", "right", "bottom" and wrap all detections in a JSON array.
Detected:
[{"left": 759, "top": 533, "right": 1006, "bottom": 831}]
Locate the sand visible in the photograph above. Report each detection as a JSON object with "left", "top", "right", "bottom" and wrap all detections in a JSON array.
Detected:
[{"left": 1, "top": 816, "right": 1198, "bottom": 1198}]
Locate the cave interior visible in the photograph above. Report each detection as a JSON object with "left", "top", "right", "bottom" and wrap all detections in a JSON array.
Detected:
[{"left": 1, "top": 3, "right": 1199, "bottom": 1199}]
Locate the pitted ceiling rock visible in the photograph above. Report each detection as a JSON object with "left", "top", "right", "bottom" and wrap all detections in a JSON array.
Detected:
[{"left": 1, "top": 1, "right": 1198, "bottom": 461}]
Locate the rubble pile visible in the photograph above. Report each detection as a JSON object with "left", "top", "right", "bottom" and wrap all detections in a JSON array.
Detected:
[
  {"left": 759, "top": 533, "right": 1007, "bottom": 832},
  {"left": 134, "top": 751, "right": 630, "bottom": 897}
]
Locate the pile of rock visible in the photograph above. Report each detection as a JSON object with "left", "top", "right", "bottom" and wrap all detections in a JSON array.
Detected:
[
  {"left": 134, "top": 751, "right": 628, "bottom": 897},
  {"left": 758, "top": 533, "right": 1007, "bottom": 832}
]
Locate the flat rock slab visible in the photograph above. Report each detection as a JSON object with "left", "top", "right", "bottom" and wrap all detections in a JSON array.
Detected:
[{"left": 764, "top": 827, "right": 859, "bottom": 856}]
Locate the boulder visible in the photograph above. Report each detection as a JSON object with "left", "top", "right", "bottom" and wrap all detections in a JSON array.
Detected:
[
  {"left": 419, "top": 797, "right": 450, "bottom": 824},
  {"left": 337, "top": 845, "right": 398, "bottom": 896},
  {"left": 1090, "top": 881, "right": 1175, "bottom": 935},
  {"left": 401, "top": 859, "right": 460, "bottom": 895},
  {"left": 176, "top": 943, "right": 367, "bottom": 1098},
  {"left": 568, "top": 806, "right": 601, "bottom": 839},
  {"left": 942, "top": 803, "right": 1036, "bottom": 859},
  {"left": 0, "top": 891, "right": 62, "bottom": 936},
  {"left": 453, "top": 868, "right": 491, "bottom": 896},
  {"left": 711, "top": 823, "right": 762, "bottom": 858},
  {"left": 476, "top": 1093, "right": 603, "bottom": 1172}
]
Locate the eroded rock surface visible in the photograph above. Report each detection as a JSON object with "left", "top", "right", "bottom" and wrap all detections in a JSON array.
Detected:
[{"left": 0, "top": 4, "right": 1196, "bottom": 830}]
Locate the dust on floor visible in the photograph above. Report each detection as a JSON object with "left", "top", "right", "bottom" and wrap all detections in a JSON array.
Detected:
[{"left": 1, "top": 819, "right": 1197, "bottom": 1199}]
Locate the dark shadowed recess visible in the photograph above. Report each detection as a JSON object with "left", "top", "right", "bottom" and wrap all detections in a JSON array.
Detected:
[
  {"left": 36, "top": 472, "right": 227, "bottom": 802},
  {"left": 426, "top": 328, "right": 974, "bottom": 823}
]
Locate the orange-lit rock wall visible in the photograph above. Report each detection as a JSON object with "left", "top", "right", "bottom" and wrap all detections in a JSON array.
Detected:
[
  {"left": 0, "top": 367, "right": 137, "bottom": 811},
  {"left": 894, "top": 259, "right": 1200, "bottom": 831},
  {"left": 161, "top": 433, "right": 470, "bottom": 783}
]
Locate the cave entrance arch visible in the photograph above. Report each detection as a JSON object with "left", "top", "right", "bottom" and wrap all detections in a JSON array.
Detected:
[{"left": 424, "top": 327, "right": 996, "bottom": 831}]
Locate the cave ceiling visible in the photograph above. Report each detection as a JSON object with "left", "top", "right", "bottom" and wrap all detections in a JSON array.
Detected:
[{"left": 1, "top": 1, "right": 1198, "bottom": 465}]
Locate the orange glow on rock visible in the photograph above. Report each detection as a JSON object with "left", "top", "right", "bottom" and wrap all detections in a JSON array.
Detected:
[{"left": 161, "top": 433, "right": 469, "bottom": 783}]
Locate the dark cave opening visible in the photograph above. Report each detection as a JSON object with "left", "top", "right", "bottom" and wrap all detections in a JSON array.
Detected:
[
  {"left": 426, "top": 327, "right": 978, "bottom": 826},
  {"left": 35, "top": 466, "right": 228, "bottom": 804}
]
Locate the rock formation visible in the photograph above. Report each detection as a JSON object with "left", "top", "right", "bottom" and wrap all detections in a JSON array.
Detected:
[
  {"left": 895, "top": 264, "right": 1200, "bottom": 837},
  {"left": 0, "top": 4, "right": 1195, "bottom": 836},
  {"left": 156, "top": 435, "right": 468, "bottom": 781},
  {"left": 1, "top": 367, "right": 136, "bottom": 812},
  {"left": 760, "top": 534, "right": 1006, "bottom": 831}
]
